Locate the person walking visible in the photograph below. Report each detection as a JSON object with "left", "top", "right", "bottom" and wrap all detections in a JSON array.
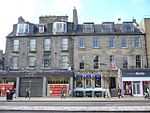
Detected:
[
  {"left": 61, "top": 88, "right": 65, "bottom": 98},
  {"left": 25, "top": 88, "right": 30, "bottom": 98},
  {"left": 118, "top": 87, "right": 123, "bottom": 99}
]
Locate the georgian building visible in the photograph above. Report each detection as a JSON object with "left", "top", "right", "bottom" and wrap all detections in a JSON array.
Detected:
[{"left": 0, "top": 8, "right": 149, "bottom": 97}]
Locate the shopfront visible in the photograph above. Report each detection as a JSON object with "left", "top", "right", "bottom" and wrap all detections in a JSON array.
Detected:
[
  {"left": 0, "top": 70, "right": 73, "bottom": 97},
  {"left": 74, "top": 74, "right": 105, "bottom": 97},
  {"left": 121, "top": 69, "right": 150, "bottom": 97},
  {"left": 0, "top": 77, "right": 16, "bottom": 96}
]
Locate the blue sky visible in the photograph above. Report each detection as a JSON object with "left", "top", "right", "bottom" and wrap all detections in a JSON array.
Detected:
[{"left": 0, "top": 0, "right": 150, "bottom": 51}]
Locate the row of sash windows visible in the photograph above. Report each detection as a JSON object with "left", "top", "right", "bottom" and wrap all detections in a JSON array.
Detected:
[
  {"left": 12, "top": 38, "right": 68, "bottom": 52},
  {"left": 79, "top": 36, "right": 141, "bottom": 48}
]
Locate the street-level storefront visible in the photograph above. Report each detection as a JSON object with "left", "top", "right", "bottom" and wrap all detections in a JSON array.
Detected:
[
  {"left": 121, "top": 69, "right": 150, "bottom": 97},
  {"left": 0, "top": 70, "right": 73, "bottom": 97},
  {"left": 73, "top": 70, "right": 118, "bottom": 97},
  {"left": 0, "top": 77, "right": 16, "bottom": 96}
]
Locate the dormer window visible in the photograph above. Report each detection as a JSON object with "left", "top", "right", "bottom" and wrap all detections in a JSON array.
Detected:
[
  {"left": 83, "top": 23, "right": 94, "bottom": 33},
  {"left": 102, "top": 22, "right": 114, "bottom": 33},
  {"left": 16, "top": 23, "right": 29, "bottom": 36},
  {"left": 53, "top": 22, "right": 67, "bottom": 34},
  {"left": 39, "top": 25, "right": 44, "bottom": 33},
  {"left": 123, "top": 22, "right": 134, "bottom": 32}
]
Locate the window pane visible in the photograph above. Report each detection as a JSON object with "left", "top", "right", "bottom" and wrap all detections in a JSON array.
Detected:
[
  {"left": 134, "top": 37, "right": 141, "bottom": 47},
  {"left": 76, "top": 78, "right": 83, "bottom": 87},
  {"left": 44, "top": 39, "right": 51, "bottom": 51},
  {"left": 122, "top": 57, "right": 128, "bottom": 68},
  {"left": 109, "top": 37, "right": 115, "bottom": 48},
  {"left": 43, "top": 56, "right": 50, "bottom": 68},
  {"left": 79, "top": 56, "right": 85, "bottom": 69},
  {"left": 79, "top": 38, "right": 85, "bottom": 48},
  {"left": 30, "top": 39, "right": 36, "bottom": 51},
  {"left": 110, "top": 55, "right": 116, "bottom": 69},
  {"left": 86, "top": 79, "right": 91, "bottom": 88},
  {"left": 93, "top": 55, "right": 99, "bottom": 69},
  {"left": 13, "top": 40, "right": 19, "bottom": 51},
  {"left": 60, "top": 55, "right": 68, "bottom": 69},
  {"left": 93, "top": 37, "right": 99, "bottom": 48},
  {"left": 121, "top": 37, "right": 127, "bottom": 48},
  {"left": 136, "top": 55, "right": 141, "bottom": 68},
  {"left": 12, "top": 57, "right": 18, "bottom": 69},
  {"left": 95, "top": 78, "right": 101, "bottom": 87},
  {"left": 28, "top": 56, "right": 36, "bottom": 69},
  {"left": 61, "top": 38, "right": 68, "bottom": 51}
]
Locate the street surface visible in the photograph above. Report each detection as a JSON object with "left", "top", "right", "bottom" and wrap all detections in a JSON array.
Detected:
[{"left": 0, "top": 101, "right": 150, "bottom": 112}]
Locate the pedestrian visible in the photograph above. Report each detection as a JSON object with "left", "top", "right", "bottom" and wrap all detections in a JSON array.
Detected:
[
  {"left": 118, "top": 87, "right": 123, "bottom": 99},
  {"left": 61, "top": 88, "right": 65, "bottom": 98},
  {"left": 25, "top": 88, "right": 30, "bottom": 98},
  {"left": 105, "top": 87, "right": 111, "bottom": 98}
]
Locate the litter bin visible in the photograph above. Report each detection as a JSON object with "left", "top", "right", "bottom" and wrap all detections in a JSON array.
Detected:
[{"left": 6, "top": 90, "right": 14, "bottom": 101}]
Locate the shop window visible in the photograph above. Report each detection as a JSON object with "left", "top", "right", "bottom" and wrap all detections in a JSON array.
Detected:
[
  {"left": 85, "top": 91, "right": 92, "bottom": 97},
  {"left": 76, "top": 78, "right": 83, "bottom": 87},
  {"left": 123, "top": 81, "right": 132, "bottom": 95},
  {"left": 86, "top": 79, "right": 91, "bottom": 88},
  {"left": 94, "top": 91, "right": 102, "bottom": 97},
  {"left": 95, "top": 78, "right": 101, "bottom": 87},
  {"left": 76, "top": 91, "right": 83, "bottom": 97}
]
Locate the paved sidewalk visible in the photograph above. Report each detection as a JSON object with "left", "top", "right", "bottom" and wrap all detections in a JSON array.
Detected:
[
  {"left": 0, "top": 96, "right": 148, "bottom": 102},
  {"left": 0, "top": 96, "right": 150, "bottom": 112}
]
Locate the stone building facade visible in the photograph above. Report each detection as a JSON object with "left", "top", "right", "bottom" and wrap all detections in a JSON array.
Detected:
[{"left": 0, "top": 8, "right": 149, "bottom": 97}]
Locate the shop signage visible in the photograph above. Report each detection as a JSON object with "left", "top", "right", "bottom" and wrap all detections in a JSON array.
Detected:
[
  {"left": 122, "top": 69, "right": 150, "bottom": 77},
  {"left": 85, "top": 74, "right": 91, "bottom": 78},
  {"left": 74, "top": 74, "right": 82, "bottom": 78},
  {"left": 47, "top": 84, "right": 68, "bottom": 96},
  {"left": 94, "top": 74, "right": 101, "bottom": 78}
]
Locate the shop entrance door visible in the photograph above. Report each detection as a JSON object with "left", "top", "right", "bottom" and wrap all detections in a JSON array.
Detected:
[{"left": 133, "top": 81, "right": 141, "bottom": 96}]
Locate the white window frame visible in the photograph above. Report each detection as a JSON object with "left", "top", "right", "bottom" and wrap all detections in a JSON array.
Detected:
[
  {"left": 61, "top": 38, "right": 68, "bottom": 51},
  {"left": 83, "top": 24, "right": 94, "bottom": 33},
  {"left": 134, "top": 37, "right": 141, "bottom": 48},
  {"left": 11, "top": 56, "right": 19, "bottom": 69},
  {"left": 39, "top": 25, "right": 44, "bottom": 33},
  {"left": 79, "top": 37, "right": 85, "bottom": 48},
  {"left": 16, "top": 23, "right": 29, "bottom": 35},
  {"left": 29, "top": 39, "right": 36, "bottom": 52},
  {"left": 60, "top": 55, "right": 68, "bottom": 69},
  {"left": 44, "top": 39, "right": 51, "bottom": 51},
  {"left": 109, "top": 37, "right": 115, "bottom": 48},
  {"left": 53, "top": 22, "right": 67, "bottom": 34},
  {"left": 13, "top": 40, "right": 20, "bottom": 52},
  {"left": 93, "top": 37, "right": 99, "bottom": 48},
  {"left": 43, "top": 55, "right": 50, "bottom": 69},
  {"left": 28, "top": 56, "right": 36, "bottom": 69},
  {"left": 121, "top": 37, "right": 128, "bottom": 48}
]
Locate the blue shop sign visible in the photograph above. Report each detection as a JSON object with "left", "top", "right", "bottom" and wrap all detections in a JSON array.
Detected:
[
  {"left": 94, "top": 74, "right": 101, "bottom": 78},
  {"left": 85, "top": 74, "right": 91, "bottom": 78},
  {"left": 74, "top": 74, "right": 83, "bottom": 78}
]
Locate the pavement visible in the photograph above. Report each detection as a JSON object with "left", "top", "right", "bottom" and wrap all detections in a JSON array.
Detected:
[{"left": 0, "top": 96, "right": 150, "bottom": 112}]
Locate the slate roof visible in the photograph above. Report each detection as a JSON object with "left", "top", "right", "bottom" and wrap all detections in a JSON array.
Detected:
[{"left": 7, "top": 17, "right": 144, "bottom": 38}]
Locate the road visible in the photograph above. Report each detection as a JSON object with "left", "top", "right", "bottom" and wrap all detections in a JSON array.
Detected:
[
  {"left": 0, "top": 101, "right": 150, "bottom": 112},
  {"left": 0, "top": 101, "right": 150, "bottom": 106}
]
